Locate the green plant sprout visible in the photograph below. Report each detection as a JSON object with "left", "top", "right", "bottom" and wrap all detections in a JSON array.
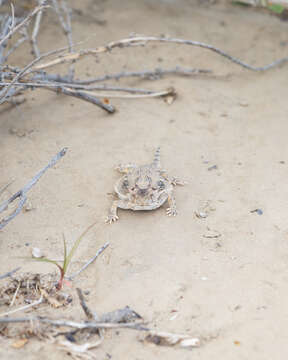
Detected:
[{"left": 29, "top": 221, "right": 97, "bottom": 290}]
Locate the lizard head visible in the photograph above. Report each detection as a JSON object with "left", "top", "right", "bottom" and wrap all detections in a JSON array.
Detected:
[{"left": 124, "top": 166, "right": 166, "bottom": 199}]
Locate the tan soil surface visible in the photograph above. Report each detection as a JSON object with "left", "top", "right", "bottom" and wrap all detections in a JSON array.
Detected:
[{"left": 1, "top": 0, "right": 288, "bottom": 359}]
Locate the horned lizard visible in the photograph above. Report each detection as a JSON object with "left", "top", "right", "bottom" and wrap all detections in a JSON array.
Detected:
[{"left": 106, "top": 147, "right": 185, "bottom": 223}]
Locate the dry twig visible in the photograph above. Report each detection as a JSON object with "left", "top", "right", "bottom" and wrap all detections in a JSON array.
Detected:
[
  {"left": 67, "top": 242, "right": 110, "bottom": 281},
  {"left": 33, "top": 35, "right": 288, "bottom": 72},
  {"left": 0, "top": 267, "right": 21, "bottom": 280},
  {"left": 69, "top": 66, "right": 212, "bottom": 84},
  {"left": 0, "top": 148, "right": 67, "bottom": 230},
  {"left": 30, "top": 0, "right": 47, "bottom": 58},
  {"left": 52, "top": 0, "right": 74, "bottom": 79},
  {"left": 0, "top": 316, "right": 149, "bottom": 331},
  {"left": 0, "top": 296, "right": 43, "bottom": 318},
  {"left": 1, "top": 2, "right": 288, "bottom": 113},
  {"left": 76, "top": 288, "right": 95, "bottom": 320},
  {"left": 0, "top": 4, "right": 48, "bottom": 49}
]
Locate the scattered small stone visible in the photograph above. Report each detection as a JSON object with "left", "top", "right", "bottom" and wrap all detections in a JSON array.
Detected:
[
  {"left": 195, "top": 200, "right": 215, "bottom": 219},
  {"left": 23, "top": 199, "right": 34, "bottom": 212},
  {"left": 31, "top": 247, "right": 44, "bottom": 258},
  {"left": 250, "top": 208, "right": 263, "bottom": 215},
  {"left": 279, "top": 160, "right": 285, "bottom": 164},
  {"left": 203, "top": 229, "right": 221, "bottom": 238},
  {"left": 169, "top": 313, "right": 178, "bottom": 321},
  {"left": 207, "top": 165, "right": 218, "bottom": 171},
  {"left": 9, "top": 128, "right": 33, "bottom": 137},
  {"left": 195, "top": 211, "right": 208, "bottom": 219},
  {"left": 239, "top": 102, "right": 249, "bottom": 107},
  {"left": 164, "top": 94, "right": 175, "bottom": 105}
]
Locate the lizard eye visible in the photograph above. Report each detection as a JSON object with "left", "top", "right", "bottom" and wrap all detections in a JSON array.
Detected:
[
  {"left": 158, "top": 180, "right": 165, "bottom": 189},
  {"left": 123, "top": 178, "right": 129, "bottom": 188}
]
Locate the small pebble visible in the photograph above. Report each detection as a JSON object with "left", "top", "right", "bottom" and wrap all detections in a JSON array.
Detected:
[
  {"left": 250, "top": 209, "right": 263, "bottom": 215},
  {"left": 208, "top": 165, "right": 218, "bottom": 171}
]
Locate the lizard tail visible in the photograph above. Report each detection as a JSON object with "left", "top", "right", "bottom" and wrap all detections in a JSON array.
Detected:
[{"left": 152, "top": 147, "right": 161, "bottom": 168}]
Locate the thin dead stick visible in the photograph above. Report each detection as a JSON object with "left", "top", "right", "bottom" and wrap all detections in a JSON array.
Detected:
[
  {"left": 76, "top": 288, "right": 95, "bottom": 320},
  {"left": 52, "top": 0, "right": 74, "bottom": 79},
  {"left": 31, "top": 0, "right": 46, "bottom": 58},
  {"left": 9, "top": 281, "right": 20, "bottom": 307},
  {"left": 0, "top": 267, "right": 21, "bottom": 280},
  {"left": 47, "top": 87, "right": 115, "bottom": 113},
  {"left": 0, "top": 15, "right": 12, "bottom": 62},
  {"left": 69, "top": 67, "right": 212, "bottom": 84},
  {"left": 76, "top": 287, "right": 103, "bottom": 342},
  {"left": 0, "top": 179, "right": 14, "bottom": 196},
  {"left": 0, "top": 316, "right": 149, "bottom": 331},
  {"left": 0, "top": 42, "right": 85, "bottom": 103},
  {"left": 0, "top": 47, "right": 67, "bottom": 103},
  {"left": 67, "top": 242, "right": 110, "bottom": 281},
  {"left": 0, "top": 4, "right": 48, "bottom": 48},
  {"left": 0, "top": 148, "right": 67, "bottom": 230},
  {"left": 71, "top": 88, "right": 175, "bottom": 99},
  {"left": 0, "top": 81, "right": 159, "bottom": 94},
  {"left": 3, "top": 27, "right": 29, "bottom": 62},
  {"left": 0, "top": 296, "right": 43, "bottom": 318},
  {"left": 34, "top": 35, "right": 288, "bottom": 72}
]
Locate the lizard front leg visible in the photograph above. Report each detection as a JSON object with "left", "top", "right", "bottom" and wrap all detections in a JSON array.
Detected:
[
  {"left": 166, "top": 193, "right": 178, "bottom": 216},
  {"left": 106, "top": 200, "right": 120, "bottom": 223},
  {"left": 160, "top": 171, "right": 187, "bottom": 186},
  {"left": 106, "top": 199, "right": 131, "bottom": 223},
  {"left": 114, "top": 163, "right": 136, "bottom": 174}
]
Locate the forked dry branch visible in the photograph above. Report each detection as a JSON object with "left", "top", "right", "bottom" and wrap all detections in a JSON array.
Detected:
[{"left": 1, "top": 1, "right": 287, "bottom": 113}]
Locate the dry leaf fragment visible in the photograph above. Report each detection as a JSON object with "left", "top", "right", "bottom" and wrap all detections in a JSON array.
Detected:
[
  {"left": 164, "top": 95, "right": 175, "bottom": 105},
  {"left": 163, "top": 87, "right": 177, "bottom": 105},
  {"left": 11, "top": 338, "right": 28, "bottom": 348},
  {"left": 58, "top": 339, "right": 102, "bottom": 353},
  {"left": 146, "top": 330, "right": 200, "bottom": 348},
  {"left": 23, "top": 199, "right": 34, "bottom": 212},
  {"left": 99, "top": 306, "right": 142, "bottom": 323},
  {"left": 40, "top": 289, "right": 62, "bottom": 308}
]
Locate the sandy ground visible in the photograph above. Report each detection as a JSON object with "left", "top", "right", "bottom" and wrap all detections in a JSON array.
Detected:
[{"left": 1, "top": 0, "right": 288, "bottom": 358}]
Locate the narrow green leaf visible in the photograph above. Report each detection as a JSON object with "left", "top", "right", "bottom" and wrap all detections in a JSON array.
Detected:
[
  {"left": 268, "top": 3, "right": 284, "bottom": 13},
  {"left": 62, "top": 233, "right": 68, "bottom": 273},
  {"left": 20, "top": 256, "right": 61, "bottom": 268},
  {"left": 65, "top": 221, "right": 97, "bottom": 271}
]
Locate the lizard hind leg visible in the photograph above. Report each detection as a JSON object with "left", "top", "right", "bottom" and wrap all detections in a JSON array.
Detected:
[{"left": 166, "top": 193, "right": 178, "bottom": 216}]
